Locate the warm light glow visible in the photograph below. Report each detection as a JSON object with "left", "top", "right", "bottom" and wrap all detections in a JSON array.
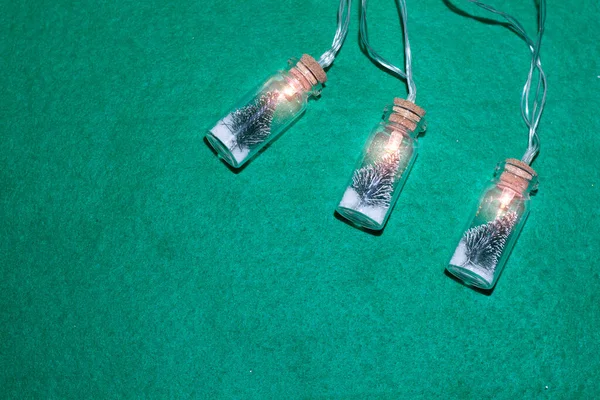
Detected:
[
  {"left": 499, "top": 189, "right": 516, "bottom": 210},
  {"left": 385, "top": 134, "right": 402, "bottom": 152},
  {"left": 280, "top": 84, "right": 298, "bottom": 99}
]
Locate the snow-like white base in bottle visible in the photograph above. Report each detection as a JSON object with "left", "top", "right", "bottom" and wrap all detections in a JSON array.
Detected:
[
  {"left": 208, "top": 114, "right": 249, "bottom": 166},
  {"left": 337, "top": 187, "right": 389, "bottom": 230},
  {"left": 448, "top": 242, "right": 495, "bottom": 288}
]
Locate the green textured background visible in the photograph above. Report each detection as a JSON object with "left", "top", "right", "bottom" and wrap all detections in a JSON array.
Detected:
[{"left": 2, "top": 0, "right": 599, "bottom": 398}]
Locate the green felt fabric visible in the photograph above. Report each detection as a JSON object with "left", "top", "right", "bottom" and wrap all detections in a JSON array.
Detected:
[{"left": 2, "top": 0, "right": 599, "bottom": 398}]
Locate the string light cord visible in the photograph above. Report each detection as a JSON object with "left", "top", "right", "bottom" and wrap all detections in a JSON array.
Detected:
[
  {"left": 318, "top": 0, "right": 352, "bottom": 69},
  {"left": 468, "top": 0, "right": 547, "bottom": 165},
  {"left": 360, "top": 0, "right": 416, "bottom": 103}
]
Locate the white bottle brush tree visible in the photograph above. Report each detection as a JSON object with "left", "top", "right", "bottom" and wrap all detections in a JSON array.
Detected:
[
  {"left": 225, "top": 91, "right": 279, "bottom": 151},
  {"left": 453, "top": 211, "right": 518, "bottom": 274},
  {"left": 350, "top": 150, "right": 401, "bottom": 208}
]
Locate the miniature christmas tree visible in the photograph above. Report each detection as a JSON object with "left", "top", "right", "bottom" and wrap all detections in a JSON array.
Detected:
[
  {"left": 351, "top": 149, "right": 401, "bottom": 208},
  {"left": 227, "top": 91, "right": 279, "bottom": 151},
  {"left": 458, "top": 211, "right": 518, "bottom": 273}
]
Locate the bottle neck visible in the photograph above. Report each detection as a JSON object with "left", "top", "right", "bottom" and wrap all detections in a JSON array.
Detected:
[
  {"left": 383, "top": 98, "right": 426, "bottom": 139},
  {"left": 285, "top": 54, "right": 327, "bottom": 98},
  {"left": 496, "top": 158, "right": 538, "bottom": 196}
]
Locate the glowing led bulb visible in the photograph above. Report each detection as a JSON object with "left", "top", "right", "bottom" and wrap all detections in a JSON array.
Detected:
[
  {"left": 336, "top": 98, "right": 426, "bottom": 231},
  {"left": 447, "top": 159, "right": 538, "bottom": 289},
  {"left": 385, "top": 134, "right": 402, "bottom": 152},
  {"left": 499, "top": 189, "right": 516, "bottom": 211},
  {"left": 206, "top": 54, "right": 326, "bottom": 169},
  {"left": 281, "top": 85, "right": 298, "bottom": 99}
]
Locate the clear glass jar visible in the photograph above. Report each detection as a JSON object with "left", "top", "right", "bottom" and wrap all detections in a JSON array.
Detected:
[
  {"left": 206, "top": 54, "right": 326, "bottom": 168},
  {"left": 336, "top": 99, "right": 426, "bottom": 230},
  {"left": 447, "top": 158, "right": 538, "bottom": 289}
]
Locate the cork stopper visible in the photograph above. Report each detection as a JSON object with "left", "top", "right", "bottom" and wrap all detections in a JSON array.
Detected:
[
  {"left": 299, "top": 54, "right": 327, "bottom": 84},
  {"left": 288, "top": 54, "right": 327, "bottom": 92},
  {"left": 499, "top": 158, "right": 538, "bottom": 194},
  {"left": 393, "top": 98, "right": 426, "bottom": 118},
  {"left": 390, "top": 113, "right": 418, "bottom": 132},
  {"left": 387, "top": 98, "right": 426, "bottom": 135}
]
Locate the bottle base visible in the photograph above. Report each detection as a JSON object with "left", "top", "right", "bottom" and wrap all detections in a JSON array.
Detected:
[
  {"left": 206, "top": 131, "right": 243, "bottom": 169},
  {"left": 446, "top": 264, "right": 494, "bottom": 290},
  {"left": 336, "top": 206, "right": 384, "bottom": 231},
  {"left": 337, "top": 187, "right": 388, "bottom": 230}
]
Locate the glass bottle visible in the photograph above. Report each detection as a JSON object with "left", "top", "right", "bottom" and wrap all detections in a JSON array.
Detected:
[
  {"left": 336, "top": 98, "right": 426, "bottom": 230},
  {"left": 206, "top": 54, "right": 326, "bottom": 168},
  {"left": 447, "top": 158, "right": 538, "bottom": 289}
]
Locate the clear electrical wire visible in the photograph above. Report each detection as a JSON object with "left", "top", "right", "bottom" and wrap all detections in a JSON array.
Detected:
[
  {"left": 360, "top": 0, "right": 417, "bottom": 103},
  {"left": 468, "top": 0, "right": 547, "bottom": 165},
  {"left": 318, "top": 0, "right": 352, "bottom": 69}
]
